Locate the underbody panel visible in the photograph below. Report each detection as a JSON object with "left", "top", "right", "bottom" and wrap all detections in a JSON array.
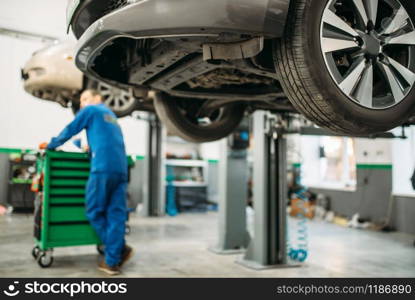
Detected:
[{"left": 73, "top": 0, "right": 293, "bottom": 112}]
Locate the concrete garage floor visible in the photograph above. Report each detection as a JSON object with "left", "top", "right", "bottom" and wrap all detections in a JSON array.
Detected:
[{"left": 0, "top": 212, "right": 414, "bottom": 278}]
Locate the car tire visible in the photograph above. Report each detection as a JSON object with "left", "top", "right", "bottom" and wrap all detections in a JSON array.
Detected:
[
  {"left": 154, "top": 93, "right": 246, "bottom": 143},
  {"left": 274, "top": 0, "right": 415, "bottom": 135},
  {"left": 86, "top": 80, "right": 138, "bottom": 118}
]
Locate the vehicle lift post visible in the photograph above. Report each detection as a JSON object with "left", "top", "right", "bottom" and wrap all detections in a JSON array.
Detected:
[
  {"left": 209, "top": 131, "right": 250, "bottom": 254},
  {"left": 237, "top": 110, "right": 298, "bottom": 269},
  {"left": 142, "top": 113, "right": 166, "bottom": 217}
]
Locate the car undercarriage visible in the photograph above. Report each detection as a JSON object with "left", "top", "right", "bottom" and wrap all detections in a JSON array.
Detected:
[{"left": 91, "top": 37, "right": 293, "bottom": 114}]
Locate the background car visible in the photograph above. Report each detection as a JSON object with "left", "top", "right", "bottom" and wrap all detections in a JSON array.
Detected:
[
  {"left": 68, "top": 0, "right": 415, "bottom": 142},
  {"left": 22, "top": 40, "right": 153, "bottom": 117}
]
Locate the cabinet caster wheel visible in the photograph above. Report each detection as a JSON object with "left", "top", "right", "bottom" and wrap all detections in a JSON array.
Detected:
[
  {"left": 37, "top": 252, "right": 54, "bottom": 268},
  {"left": 32, "top": 246, "right": 40, "bottom": 259}
]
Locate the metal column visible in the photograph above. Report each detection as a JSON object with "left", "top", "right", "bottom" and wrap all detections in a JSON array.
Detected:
[
  {"left": 209, "top": 138, "right": 250, "bottom": 254},
  {"left": 0, "top": 153, "right": 9, "bottom": 206},
  {"left": 237, "top": 111, "right": 297, "bottom": 269},
  {"left": 142, "top": 113, "right": 166, "bottom": 217}
]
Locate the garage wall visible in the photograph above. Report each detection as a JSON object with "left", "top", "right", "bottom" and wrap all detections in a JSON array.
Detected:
[
  {"left": 310, "top": 167, "right": 393, "bottom": 224},
  {"left": 200, "top": 140, "right": 222, "bottom": 160},
  {"left": 390, "top": 127, "right": 415, "bottom": 234},
  {"left": 310, "top": 186, "right": 415, "bottom": 235},
  {"left": 390, "top": 196, "right": 415, "bottom": 235},
  {"left": 0, "top": 35, "right": 75, "bottom": 149},
  {"left": 118, "top": 117, "right": 147, "bottom": 156},
  {"left": 128, "top": 158, "right": 146, "bottom": 209},
  {"left": 299, "top": 136, "right": 322, "bottom": 188},
  {"left": 303, "top": 132, "right": 415, "bottom": 234},
  {"left": 0, "top": 1, "right": 76, "bottom": 148},
  {"left": 0, "top": 0, "right": 69, "bottom": 39},
  {"left": 391, "top": 127, "right": 415, "bottom": 197}
]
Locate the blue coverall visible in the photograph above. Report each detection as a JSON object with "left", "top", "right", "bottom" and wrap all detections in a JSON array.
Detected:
[{"left": 48, "top": 104, "right": 128, "bottom": 267}]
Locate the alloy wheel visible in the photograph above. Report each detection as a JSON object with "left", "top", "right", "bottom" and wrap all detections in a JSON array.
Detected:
[
  {"left": 96, "top": 82, "right": 136, "bottom": 113},
  {"left": 320, "top": 0, "right": 415, "bottom": 109}
]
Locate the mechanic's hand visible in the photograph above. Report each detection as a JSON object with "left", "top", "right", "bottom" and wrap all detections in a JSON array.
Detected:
[{"left": 39, "top": 142, "right": 48, "bottom": 150}]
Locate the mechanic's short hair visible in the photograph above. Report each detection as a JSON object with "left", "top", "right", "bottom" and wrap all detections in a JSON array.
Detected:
[{"left": 83, "top": 89, "right": 102, "bottom": 98}]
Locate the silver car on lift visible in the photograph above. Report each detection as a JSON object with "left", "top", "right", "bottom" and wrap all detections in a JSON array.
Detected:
[
  {"left": 67, "top": 0, "right": 415, "bottom": 142},
  {"left": 22, "top": 40, "right": 153, "bottom": 116}
]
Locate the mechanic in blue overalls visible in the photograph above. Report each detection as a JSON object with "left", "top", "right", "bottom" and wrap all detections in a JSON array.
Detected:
[{"left": 43, "top": 89, "right": 133, "bottom": 275}]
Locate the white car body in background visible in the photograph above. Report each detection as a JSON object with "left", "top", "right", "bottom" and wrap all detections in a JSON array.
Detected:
[{"left": 22, "top": 40, "right": 83, "bottom": 107}]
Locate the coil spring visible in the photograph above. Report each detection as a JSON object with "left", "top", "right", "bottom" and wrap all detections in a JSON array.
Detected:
[
  {"left": 288, "top": 187, "right": 309, "bottom": 263},
  {"left": 166, "top": 166, "right": 178, "bottom": 216}
]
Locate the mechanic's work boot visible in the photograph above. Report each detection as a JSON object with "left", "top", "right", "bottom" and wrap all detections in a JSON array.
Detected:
[
  {"left": 98, "top": 260, "right": 121, "bottom": 276},
  {"left": 119, "top": 245, "right": 134, "bottom": 267}
]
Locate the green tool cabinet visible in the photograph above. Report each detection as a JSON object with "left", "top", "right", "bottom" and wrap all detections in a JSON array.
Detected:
[{"left": 32, "top": 150, "right": 102, "bottom": 268}]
